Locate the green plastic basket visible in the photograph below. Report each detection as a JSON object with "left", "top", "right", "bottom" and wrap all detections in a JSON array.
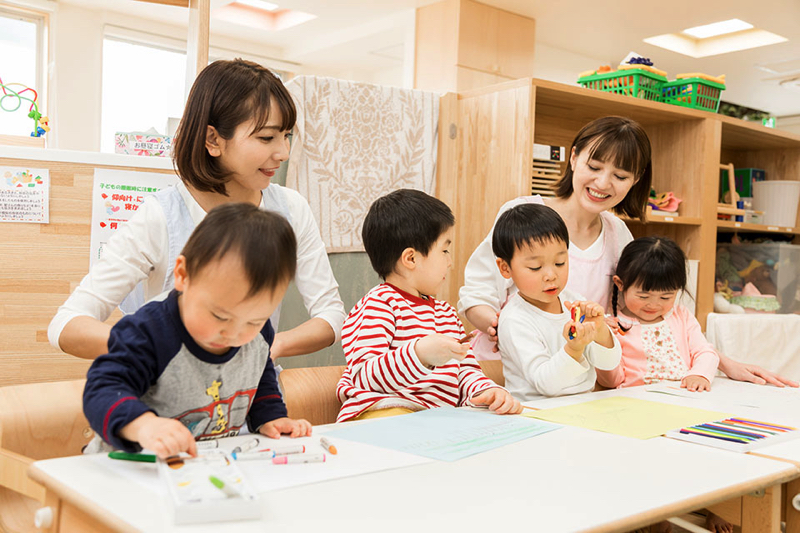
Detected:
[
  {"left": 662, "top": 77, "right": 725, "bottom": 112},
  {"left": 577, "top": 68, "right": 667, "bottom": 102}
]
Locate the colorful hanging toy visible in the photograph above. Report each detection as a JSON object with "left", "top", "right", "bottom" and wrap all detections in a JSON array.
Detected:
[{"left": 0, "top": 76, "right": 50, "bottom": 138}]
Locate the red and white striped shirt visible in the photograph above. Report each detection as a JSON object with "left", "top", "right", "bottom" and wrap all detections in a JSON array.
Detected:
[{"left": 336, "top": 283, "right": 498, "bottom": 422}]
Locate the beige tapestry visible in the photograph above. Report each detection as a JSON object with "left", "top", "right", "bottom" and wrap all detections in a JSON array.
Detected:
[{"left": 286, "top": 76, "right": 439, "bottom": 253}]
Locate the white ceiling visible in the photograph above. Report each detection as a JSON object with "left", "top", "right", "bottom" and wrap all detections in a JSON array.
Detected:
[{"left": 62, "top": 0, "right": 800, "bottom": 115}]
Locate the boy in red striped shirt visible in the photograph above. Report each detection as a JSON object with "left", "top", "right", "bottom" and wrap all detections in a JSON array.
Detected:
[{"left": 336, "top": 189, "right": 521, "bottom": 422}]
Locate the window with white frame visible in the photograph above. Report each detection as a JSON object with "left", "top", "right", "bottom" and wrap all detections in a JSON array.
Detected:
[
  {"left": 0, "top": 6, "right": 46, "bottom": 137},
  {"left": 100, "top": 37, "right": 187, "bottom": 153}
]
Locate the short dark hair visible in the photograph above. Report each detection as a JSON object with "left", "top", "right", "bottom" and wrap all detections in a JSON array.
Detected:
[
  {"left": 492, "top": 203, "right": 569, "bottom": 264},
  {"left": 555, "top": 116, "right": 652, "bottom": 221},
  {"left": 172, "top": 59, "right": 296, "bottom": 196},
  {"left": 181, "top": 203, "right": 297, "bottom": 298},
  {"left": 362, "top": 189, "right": 454, "bottom": 279},
  {"left": 611, "top": 236, "right": 688, "bottom": 325}
]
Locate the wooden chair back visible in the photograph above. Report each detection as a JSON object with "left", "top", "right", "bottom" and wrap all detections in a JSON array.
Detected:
[
  {"left": 0, "top": 379, "right": 91, "bottom": 531},
  {"left": 279, "top": 366, "right": 345, "bottom": 426},
  {"left": 478, "top": 359, "right": 504, "bottom": 387}
]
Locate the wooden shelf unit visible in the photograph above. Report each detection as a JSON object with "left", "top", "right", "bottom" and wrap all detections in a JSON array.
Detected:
[{"left": 435, "top": 78, "right": 800, "bottom": 329}]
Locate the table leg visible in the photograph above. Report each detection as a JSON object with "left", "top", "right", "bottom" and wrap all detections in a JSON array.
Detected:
[
  {"left": 741, "top": 485, "right": 782, "bottom": 533},
  {"left": 785, "top": 478, "right": 800, "bottom": 533}
]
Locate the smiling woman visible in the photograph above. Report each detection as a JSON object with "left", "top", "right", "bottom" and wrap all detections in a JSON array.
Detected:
[
  {"left": 49, "top": 58, "right": 345, "bottom": 366},
  {"left": 458, "top": 116, "right": 652, "bottom": 361}
]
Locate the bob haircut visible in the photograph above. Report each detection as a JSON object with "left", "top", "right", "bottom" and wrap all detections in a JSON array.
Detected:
[
  {"left": 611, "top": 236, "right": 688, "bottom": 328},
  {"left": 181, "top": 203, "right": 297, "bottom": 299},
  {"left": 554, "top": 116, "right": 652, "bottom": 221},
  {"left": 172, "top": 59, "right": 296, "bottom": 196}
]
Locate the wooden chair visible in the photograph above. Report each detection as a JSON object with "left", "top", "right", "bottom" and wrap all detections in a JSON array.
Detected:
[
  {"left": 478, "top": 360, "right": 504, "bottom": 387},
  {"left": 0, "top": 379, "right": 91, "bottom": 533},
  {"left": 279, "top": 366, "right": 346, "bottom": 426}
]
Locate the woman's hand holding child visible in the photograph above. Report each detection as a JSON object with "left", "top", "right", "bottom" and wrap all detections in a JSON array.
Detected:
[{"left": 416, "top": 333, "right": 470, "bottom": 368}]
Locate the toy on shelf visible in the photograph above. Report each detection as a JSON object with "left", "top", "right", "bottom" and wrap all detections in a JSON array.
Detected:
[
  {"left": 662, "top": 73, "right": 726, "bottom": 113},
  {"left": 0, "top": 76, "right": 50, "bottom": 138},
  {"left": 577, "top": 52, "right": 667, "bottom": 102},
  {"left": 647, "top": 189, "right": 682, "bottom": 217},
  {"left": 714, "top": 280, "right": 745, "bottom": 314}
]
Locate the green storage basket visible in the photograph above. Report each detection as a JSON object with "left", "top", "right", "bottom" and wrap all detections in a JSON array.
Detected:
[
  {"left": 662, "top": 77, "right": 725, "bottom": 112},
  {"left": 577, "top": 68, "right": 667, "bottom": 102}
]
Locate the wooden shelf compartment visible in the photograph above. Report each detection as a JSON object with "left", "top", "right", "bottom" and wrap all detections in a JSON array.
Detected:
[{"left": 716, "top": 220, "right": 800, "bottom": 235}]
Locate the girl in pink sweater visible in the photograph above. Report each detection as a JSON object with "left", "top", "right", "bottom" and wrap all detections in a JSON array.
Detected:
[{"left": 599, "top": 236, "right": 720, "bottom": 392}]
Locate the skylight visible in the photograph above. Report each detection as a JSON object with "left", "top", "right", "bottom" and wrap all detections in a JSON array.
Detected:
[
  {"left": 235, "top": 0, "right": 280, "bottom": 11},
  {"left": 682, "top": 19, "right": 754, "bottom": 39}
]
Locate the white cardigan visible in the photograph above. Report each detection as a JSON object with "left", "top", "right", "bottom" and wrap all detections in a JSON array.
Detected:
[{"left": 48, "top": 181, "right": 345, "bottom": 348}]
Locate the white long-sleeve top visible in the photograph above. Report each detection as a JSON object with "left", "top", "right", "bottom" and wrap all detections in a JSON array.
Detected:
[
  {"left": 48, "top": 181, "right": 345, "bottom": 348},
  {"left": 336, "top": 284, "right": 500, "bottom": 422},
  {"left": 498, "top": 289, "right": 622, "bottom": 401},
  {"left": 458, "top": 196, "right": 633, "bottom": 315}
]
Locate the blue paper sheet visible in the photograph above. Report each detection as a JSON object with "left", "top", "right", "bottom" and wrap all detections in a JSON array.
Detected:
[{"left": 326, "top": 407, "right": 560, "bottom": 461}]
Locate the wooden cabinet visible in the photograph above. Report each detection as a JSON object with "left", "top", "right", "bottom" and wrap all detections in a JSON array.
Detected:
[
  {"left": 435, "top": 78, "right": 800, "bottom": 329},
  {"left": 415, "top": 0, "right": 535, "bottom": 93}
]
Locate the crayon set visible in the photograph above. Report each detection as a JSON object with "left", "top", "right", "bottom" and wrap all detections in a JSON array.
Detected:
[{"left": 667, "top": 417, "right": 797, "bottom": 452}]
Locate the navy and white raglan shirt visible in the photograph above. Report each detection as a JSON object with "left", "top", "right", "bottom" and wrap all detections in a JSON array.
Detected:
[{"left": 83, "top": 290, "right": 287, "bottom": 453}]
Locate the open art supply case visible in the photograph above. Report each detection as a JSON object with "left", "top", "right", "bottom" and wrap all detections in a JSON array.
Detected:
[{"left": 157, "top": 450, "right": 261, "bottom": 524}]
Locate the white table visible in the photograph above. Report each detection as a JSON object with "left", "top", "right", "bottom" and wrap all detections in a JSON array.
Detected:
[{"left": 29, "top": 385, "right": 800, "bottom": 533}]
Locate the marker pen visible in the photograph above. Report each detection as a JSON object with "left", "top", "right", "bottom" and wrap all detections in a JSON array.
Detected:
[
  {"left": 108, "top": 451, "right": 156, "bottom": 463},
  {"left": 232, "top": 450, "right": 276, "bottom": 461},
  {"left": 273, "top": 453, "right": 326, "bottom": 465},
  {"left": 319, "top": 437, "right": 338, "bottom": 455},
  {"left": 209, "top": 475, "right": 241, "bottom": 497},
  {"left": 231, "top": 437, "right": 260, "bottom": 455}
]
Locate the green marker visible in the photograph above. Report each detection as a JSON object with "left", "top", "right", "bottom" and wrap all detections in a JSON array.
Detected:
[
  {"left": 108, "top": 451, "right": 157, "bottom": 463},
  {"left": 209, "top": 475, "right": 241, "bottom": 498}
]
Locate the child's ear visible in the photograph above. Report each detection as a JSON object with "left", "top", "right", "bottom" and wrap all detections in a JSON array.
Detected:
[
  {"left": 174, "top": 255, "right": 189, "bottom": 291},
  {"left": 399, "top": 247, "right": 416, "bottom": 271},
  {"left": 612, "top": 275, "right": 624, "bottom": 292},
  {"left": 205, "top": 126, "right": 223, "bottom": 157},
  {"left": 496, "top": 258, "right": 513, "bottom": 280}
]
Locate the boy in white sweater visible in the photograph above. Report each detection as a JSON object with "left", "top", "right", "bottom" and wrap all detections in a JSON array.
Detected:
[{"left": 493, "top": 203, "right": 621, "bottom": 400}]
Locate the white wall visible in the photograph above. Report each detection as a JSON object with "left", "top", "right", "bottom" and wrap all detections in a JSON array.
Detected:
[
  {"left": 47, "top": 2, "right": 402, "bottom": 152},
  {"left": 778, "top": 115, "right": 800, "bottom": 136},
  {"left": 532, "top": 42, "right": 611, "bottom": 86}
]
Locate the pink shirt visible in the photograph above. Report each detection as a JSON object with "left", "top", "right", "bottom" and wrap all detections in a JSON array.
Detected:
[{"left": 597, "top": 305, "right": 720, "bottom": 388}]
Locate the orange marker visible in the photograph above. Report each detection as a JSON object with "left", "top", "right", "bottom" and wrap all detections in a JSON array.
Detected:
[
  {"left": 319, "top": 436, "right": 338, "bottom": 455},
  {"left": 458, "top": 330, "right": 477, "bottom": 344}
]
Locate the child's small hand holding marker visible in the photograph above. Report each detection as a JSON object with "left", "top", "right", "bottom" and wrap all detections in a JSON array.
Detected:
[
  {"left": 416, "top": 333, "right": 470, "bottom": 368},
  {"left": 470, "top": 388, "right": 523, "bottom": 414},
  {"left": 120, "top": 412, "right": 198, "bottom": 459},
  {"left": 562, "top": 302, "right": 595, "bottom": 362}
]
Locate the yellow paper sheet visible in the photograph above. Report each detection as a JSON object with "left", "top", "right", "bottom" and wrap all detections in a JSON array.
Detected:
[{"left": 523, "top": 396, "right": 731, "bottom": 439}]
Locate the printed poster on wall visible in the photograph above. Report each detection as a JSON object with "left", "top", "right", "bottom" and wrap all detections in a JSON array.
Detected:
[
  {"left": 90, "top": 169, "right": 178, "bottom": 267},
  {"left": 0, "top": 167, "right": 49, "bottom": 223}
]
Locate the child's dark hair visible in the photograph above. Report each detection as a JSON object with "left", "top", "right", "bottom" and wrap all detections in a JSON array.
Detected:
[
  {"left": 181, "top": 203, "right": 297, "bottom": 298},
  {"left": 172, "top": 59, "right": 296, "bottom": 196},
  {"left": 491, "top": 203, "right": 569, "bottom": 264},
  {"left": 555, "top": 116, "right": 652, "bottom": 221},
  {"left": 611, "top": 236, "right": 687, "bottom": 327},
  {"left": 362, "top": 189, "right": 454, "bottom": 279}
]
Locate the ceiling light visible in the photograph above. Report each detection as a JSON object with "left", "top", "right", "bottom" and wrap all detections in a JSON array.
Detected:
[
  {"left": 236, "top": 0, "right": 280, "bottom": 11},
  {"left": 682, "top": 19, "right": 753, "bottom": 39}
]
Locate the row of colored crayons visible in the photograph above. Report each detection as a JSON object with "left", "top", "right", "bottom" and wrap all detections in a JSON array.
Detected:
[{"left": 680, "top": 418, "right": 796, "bottom": 445}]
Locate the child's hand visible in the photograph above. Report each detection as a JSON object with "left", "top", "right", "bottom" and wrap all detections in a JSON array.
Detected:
[
  {"left": 470, "top": 388, "right": 522, "bottom": 414},
  {"left": 562, "top": 319, "right": 597, "bottom": 361},
  {"left": 416, "top": 333, "right": 469, "bottom": 368},
  {"left": 681, "top": 375, "right": 711, "bottom": 392},
  {"left": 122, "top": 412, "right": 197, "bottom": 459},
  {"left": 259, "top": 417, "right": 313, "bottom": 439},
  {"left": 487, "top": 312, "right": 500, "bottom": 352}
]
